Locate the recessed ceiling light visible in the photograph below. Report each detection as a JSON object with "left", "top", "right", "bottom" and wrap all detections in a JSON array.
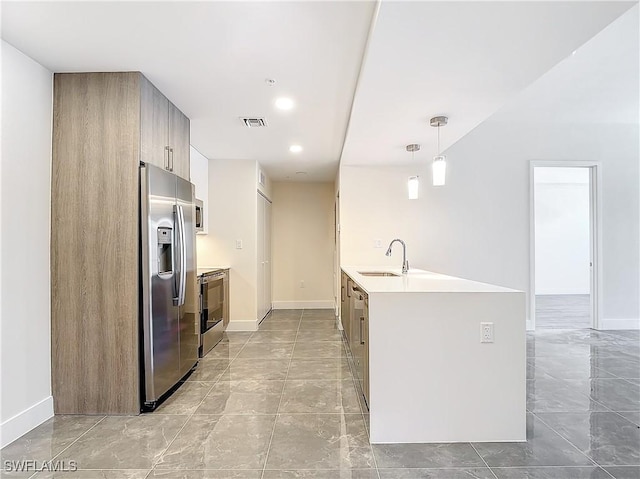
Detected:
[
  {"left": 275, "top": 97, "right": 295, "bottom": 110},
  {"left": 295, "top": 171, "right": 307, "bottom": 176},
  {"left": 265, "top": 78, "right": 276, "bottom": 86},
  {"left": 289, "top": 145, "right": 303, "bottom": 153}
]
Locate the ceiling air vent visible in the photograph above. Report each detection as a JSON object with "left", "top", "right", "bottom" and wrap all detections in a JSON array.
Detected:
[{"left": 242, "top": 118, "right": 267, "bottom": 128}]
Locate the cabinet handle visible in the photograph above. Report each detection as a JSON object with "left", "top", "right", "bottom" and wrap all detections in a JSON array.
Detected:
[
  {"left": 164, "top": 146, "right": 170, "bottom": 170},
  {"left": 360, "top": 316, "right": 365, "bottom": 344},
  {"left": 170, "top": 147, "right": 174, "bottom": 172}
]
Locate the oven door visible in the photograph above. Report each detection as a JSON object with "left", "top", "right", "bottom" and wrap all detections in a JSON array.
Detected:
[{"left": 200, "top": 271, "right": 226, "bottom": 356}]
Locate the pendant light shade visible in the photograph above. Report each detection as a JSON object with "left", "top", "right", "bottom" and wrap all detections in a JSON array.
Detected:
[
  {"left": 408, "top": 176, "right": 419, "bottom": 199},
  {"left": 430, "top": 116, "right": 448, "bottom": 186},
  {"left": 432, "top": 156, "right": 446, "bottom": 186},
  {"left": 406, "top": 144, "right": 420, "bottom": 199}
]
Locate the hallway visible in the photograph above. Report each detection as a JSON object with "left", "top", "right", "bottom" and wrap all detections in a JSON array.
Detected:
[{"left": 535, "top": 295, "right": 591, "bottom": 329}]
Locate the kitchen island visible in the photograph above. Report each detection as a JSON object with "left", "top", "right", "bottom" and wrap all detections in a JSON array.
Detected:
[{"left": 341, "top": 267, "right": 526, "bottom": 444}]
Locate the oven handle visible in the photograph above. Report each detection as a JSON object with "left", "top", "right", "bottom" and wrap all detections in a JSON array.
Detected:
[{"left": 202, "top": 272, "right": 227, "bottom": 282}]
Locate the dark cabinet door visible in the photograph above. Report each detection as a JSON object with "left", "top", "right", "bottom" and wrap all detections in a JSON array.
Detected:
[
  {"left": 169, "top": 102, "right": 190, "bottom": 181},
  {"left": 140, "top": 76, "right": 170, "bottom": 172}
]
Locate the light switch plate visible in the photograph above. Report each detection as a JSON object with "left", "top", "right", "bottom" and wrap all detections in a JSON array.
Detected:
[
  {"left": 374, "top": 239, "right": 382, "bottom": 248},
  {"left": 235, "top": 239, "right": 243, "bottom": 249}
]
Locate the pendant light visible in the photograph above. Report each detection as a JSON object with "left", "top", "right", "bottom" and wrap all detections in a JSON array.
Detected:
[
  {"left": 406, "top": 144, "right": 420, "bottom": 199},
  {"left": 430, "top": 116, "right": 448, "bottom": 186}
]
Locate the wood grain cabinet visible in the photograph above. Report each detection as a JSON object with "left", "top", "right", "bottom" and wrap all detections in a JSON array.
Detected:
[
  {"left": 169, "top": 101, "right": 191, "bottom": 180},
  {"left": 51, "top": 72, "right": 191, "bottom": 415},
  {"left": 140, "top": 75, "right": 190, "bottom": 180},
  {"left": 350, "top": 284, "right": 369, "bottom": 408},
  {"left": 341, "top": 272, "right": 369, "bottom": 409}
]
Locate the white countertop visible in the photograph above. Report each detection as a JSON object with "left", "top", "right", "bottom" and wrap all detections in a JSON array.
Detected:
[
  {"left": 197, "top": 266, "right": 229, "bottom": 276},
  {"left": 342, "top": 266, "right": 521, "bottom": 294}
]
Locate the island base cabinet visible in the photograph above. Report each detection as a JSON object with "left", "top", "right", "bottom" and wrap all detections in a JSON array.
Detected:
[
  {"left": 340, "top": 272, "right": 352, "bottom": 345},
  {"left": 340, "top": 266, "right": 526, "bottom": 444},
  {"left": 362, "top": 296, "right": 369, "bottom": 407},
  {"left": 367, "top": 291, "right": 526, "bottom": 443},
  {"left": 344, "top": 275, "right": 370, "bottom": 409}
]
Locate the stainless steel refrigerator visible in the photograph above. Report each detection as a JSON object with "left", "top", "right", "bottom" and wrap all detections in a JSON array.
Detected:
[{"left": 139, "top": 162, "right": 198, "bottom": 409}]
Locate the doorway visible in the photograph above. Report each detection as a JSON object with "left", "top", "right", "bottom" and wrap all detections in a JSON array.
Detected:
[{"left": 529, "top": 162, "right": 601, "bottom": 330}]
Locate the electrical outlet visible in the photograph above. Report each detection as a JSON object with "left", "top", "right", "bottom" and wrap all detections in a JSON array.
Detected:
[
  {"left": 480, "top": 322, "right": 494, "bottom": 343},
  {"left": 235, "top": 239, "right": 243, "bottom": 249},
  {"left": 374, "top": 239, "right": 382, "bottom": 248},
  {"left": 300, "top": 280, "right": 305, "bottom": 288}
]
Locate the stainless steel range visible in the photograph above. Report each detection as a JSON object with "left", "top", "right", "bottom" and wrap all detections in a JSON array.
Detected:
[{"left": 199, "top": 269, "right": 229, "bottom": 357}]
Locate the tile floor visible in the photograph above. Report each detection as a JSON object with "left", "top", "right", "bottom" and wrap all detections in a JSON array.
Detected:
[
  {"left": 2, "top": 310, "right": 639, "bottom": 478},
  {"left": 535, "top": 295, "right": 591, "bottom": 329}
]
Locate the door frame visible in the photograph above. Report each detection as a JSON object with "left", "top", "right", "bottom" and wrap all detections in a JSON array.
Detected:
[
  {"left": 334, "top": 192, "right": 342, "bottom": 327},
  {"left": 528, "top": 160, "right": 603, "bottom": 330}
]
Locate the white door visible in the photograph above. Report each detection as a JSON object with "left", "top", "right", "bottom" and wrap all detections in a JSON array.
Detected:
[
  {"left": 265, "top": 199, "right": 272, "bottom": 316},
  {"left": 257, "top": 193, "right": 266, "bottom": 321},
  {"left": 257, "top": 192, "right": 272, "bottom": 322}
]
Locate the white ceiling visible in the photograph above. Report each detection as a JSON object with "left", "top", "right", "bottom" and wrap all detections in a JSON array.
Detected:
[
  {"left": 496, "top": 3, "right": 639, "bottom": 126},
  {"left": 340, "top": 1, "right": 637, "bottom": 167},
  {"left": 1, "top": 1, "right": 375, "bottom": 181},
  {"left": 2, "top": 1, "right": 636, "bottom": 180}
]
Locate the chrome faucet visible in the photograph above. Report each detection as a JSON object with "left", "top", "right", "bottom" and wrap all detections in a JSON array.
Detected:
[{"left": 385, "top": 239, "right": 409, "bottom": 274}]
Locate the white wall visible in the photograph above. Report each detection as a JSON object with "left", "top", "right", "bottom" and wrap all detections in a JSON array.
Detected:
[
  {"left": 1, "top": 41, "right": 53, "bottom": 447},
  {"left": 338, "top": 4, "right": 639, "bottom": 330},
  {"left": 271, "top": 182, "right": 335, "bottom": 309},
  {"left": 534, "top": 167, "right": 591, "bottom": 295},
  {"left": 340, "top": 122, "right": 639, "bottom": 329},
  {"left": 190, "top": 146, "right": 209, "bottom": 234},
  {"left": 424, "top": 122, "right": 639, "bottom": 329},
  {"left": 339, "top": 164, "right": 429, "bottom": 269},
  {"left": 196, "top": 159, "right": 269, "bottom": 330}
]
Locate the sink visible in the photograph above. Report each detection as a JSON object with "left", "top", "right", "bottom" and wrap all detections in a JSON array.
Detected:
[{"left": 358, "top": 271, "right": 400, "bottom": 277}]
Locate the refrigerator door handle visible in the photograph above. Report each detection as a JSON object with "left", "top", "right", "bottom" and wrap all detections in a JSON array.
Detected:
[
  {"left": 173, "top": 204, "right": 181, "bottom": 305},
  {"left": 178, "top": 204, "right": 187, "bottom": 306}
]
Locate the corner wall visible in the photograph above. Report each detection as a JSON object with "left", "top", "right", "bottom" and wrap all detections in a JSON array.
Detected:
[
  {"left": 1, "top": 41, "right": 54, "bottom": 447},
  {"left": 426, "top": 122, "right": 639, "bottom": 329},
  {"left": 271, "top": 182, "right": 335, "bottom": 309},
  {"left": 339, "top": 122, "right": 639, "bottom": 330},
  {"left": 196, "top": 159, "right": 260, "bottom": 330},
  {"left": 339, "top": 164, "right": 429, "bottom": 269}
]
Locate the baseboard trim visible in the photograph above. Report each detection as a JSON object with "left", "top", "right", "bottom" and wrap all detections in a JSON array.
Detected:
[
  {"left": 1, "top": 396, "right": 54, "bottom": 448},
  {"left": 535, "top": 292, "right": 590, "bottom": 296},
  {"left": 272, "top": 301, "right": 334, "bottom": 310},
  {"left": 226, "top": 319, "right": 259, "bottom": 332},
  {"left": 599, "top": 318, "right": 640, "bottom": 330}
]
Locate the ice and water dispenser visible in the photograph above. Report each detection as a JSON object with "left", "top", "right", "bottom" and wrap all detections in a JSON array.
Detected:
[{"left": 157, "top": 226, "right": 173, "bottom": 276}]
